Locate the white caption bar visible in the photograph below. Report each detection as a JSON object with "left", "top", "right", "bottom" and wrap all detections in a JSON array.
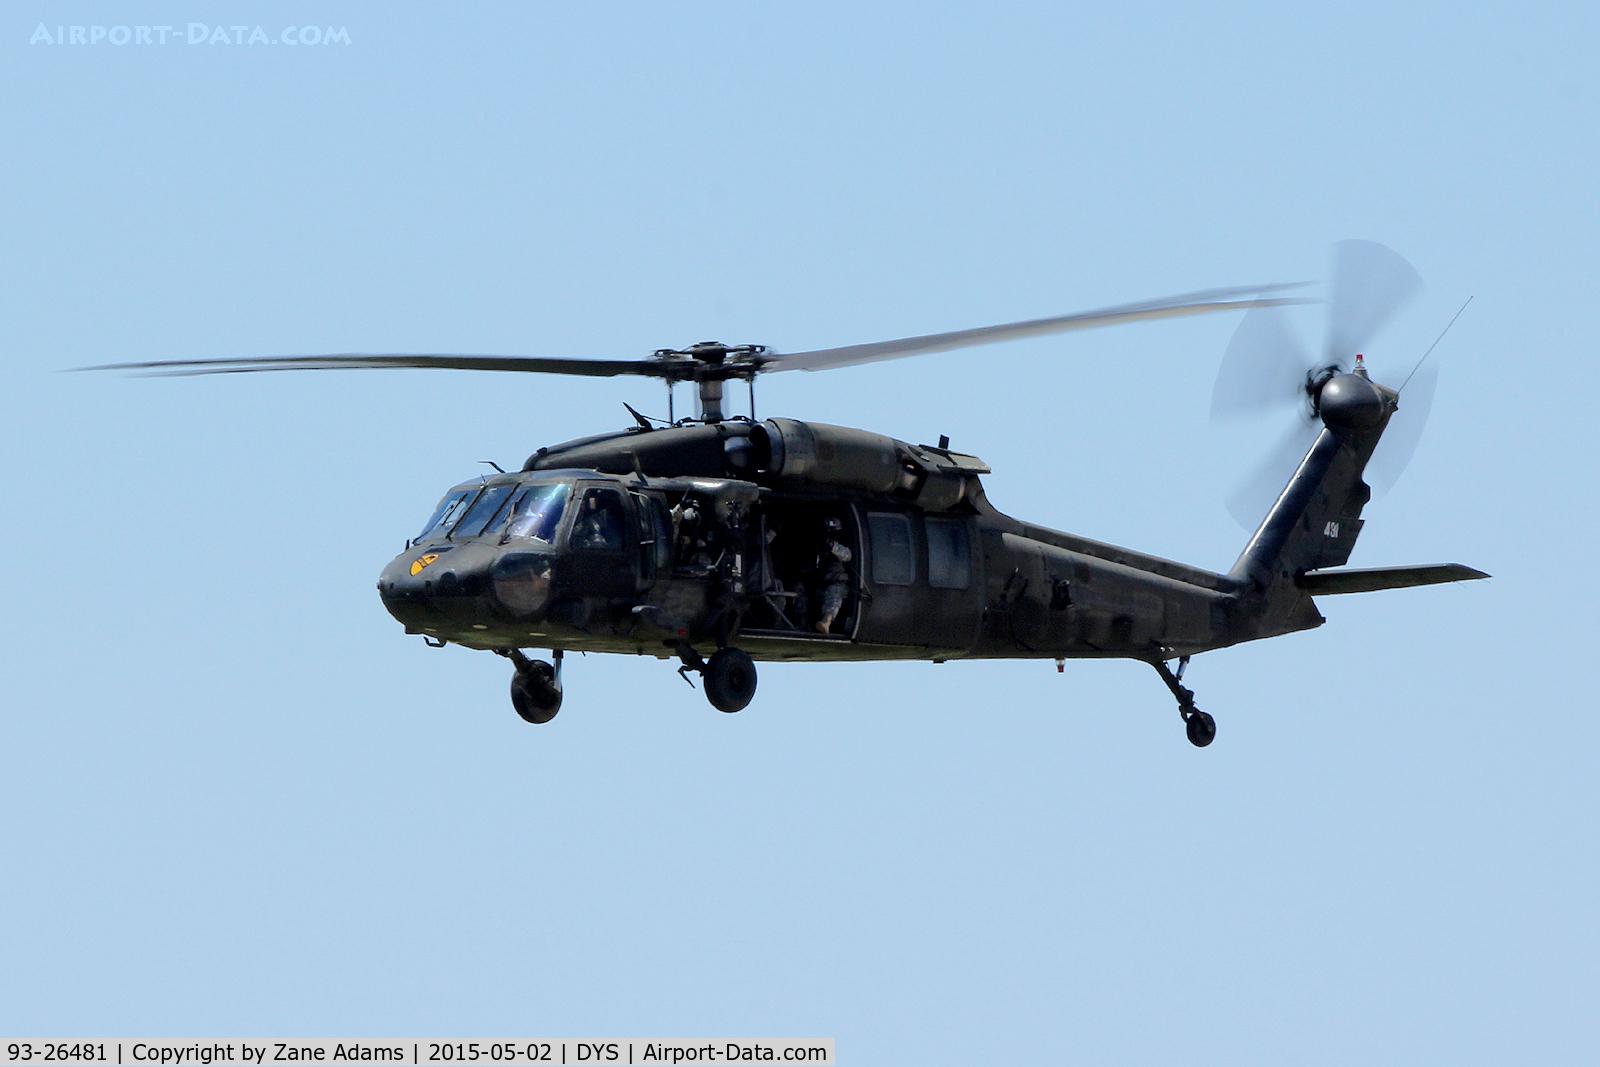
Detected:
[{"left": 0, "top": 1043, "right": 834, "bottom": 1067}]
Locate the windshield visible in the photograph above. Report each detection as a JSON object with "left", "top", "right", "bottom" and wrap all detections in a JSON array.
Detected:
[
  {"left": 504, "top": 482, "right": 570, "bottom": 544},
  {"left": 453, "top": 484, "right": 518, "bottom": 539},
  {"left": 417, "top": 489, "right": 477, "bottom": 541}
]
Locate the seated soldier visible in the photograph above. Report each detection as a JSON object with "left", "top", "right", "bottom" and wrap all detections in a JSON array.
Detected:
[{"left": 571, "top": 489, "right": 624, "bottom": 550}]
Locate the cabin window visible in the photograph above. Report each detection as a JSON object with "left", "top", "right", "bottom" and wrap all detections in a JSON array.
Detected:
[
  {"left": 925, "top": 517, "right": 971, "bottom": 589},
  {"left": 417, "top": 489, "right": 476, "bottom": 542},
  {"left": 632, "top": 492, "right": 674, "bottom": 576},
  {"left": 453, "top": 484, "right": 518, "bottom": 539},
  {"left": 572, "top": 488, "right": 628, "bottom": 551},
  {"left": 867, "top": 512, "right": 914, "bottom": 586},
  {"left": 649, "top": 497, "right": 673, "bottom": 572},
  {"left": 504, "top": 482, "right": 570, "bottom": 544}
]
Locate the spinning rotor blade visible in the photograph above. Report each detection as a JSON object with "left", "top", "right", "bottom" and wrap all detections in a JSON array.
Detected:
[
  {"left": 87, "top": 283, "right": 1310, "bottom": 385},
  {"left": 1325, "top": 240, "right": 1424, "bottom": 366},
  {"left": 1365, "top": 353, "right": 1439, "bottom": 498},
  {"left": 763, "top": 283, "right": 1311, "bottom": 373},
  {"left": 1225, "top": 416, "right": 1323, "bottom": 529},
  {"left": 1209, "top": 305, "right": 1315, "bottom": 424},
  {"left": 82, "top": 353, "right": 664, "bottom": 379}
]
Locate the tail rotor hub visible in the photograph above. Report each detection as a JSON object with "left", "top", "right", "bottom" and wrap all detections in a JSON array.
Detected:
[
  {"left": 1315, "top": 371, "right": 1388, "bottom": 431},
  {"left": 1303, "top": 363, "right": 1343, "bottom": 417}
]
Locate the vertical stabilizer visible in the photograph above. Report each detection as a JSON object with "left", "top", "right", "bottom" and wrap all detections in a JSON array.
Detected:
[{"left": 1227, "top": 379, "right": 1394, "bottom": 592}]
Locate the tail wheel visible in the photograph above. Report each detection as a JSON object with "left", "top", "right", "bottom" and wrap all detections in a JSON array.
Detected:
[
  {"left": 1185, "top": 710, "right": 1216, "bottom": 748},
  {"left": 703, "top": 648, "right": 757, "bottom": 713},
  {"left": 511, "top": 660, "right": 562, "bottom": 724}
]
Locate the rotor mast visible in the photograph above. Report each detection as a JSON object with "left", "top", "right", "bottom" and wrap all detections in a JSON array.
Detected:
[{"left": 654, "top": 342, "right": 767, "bottom": 424}]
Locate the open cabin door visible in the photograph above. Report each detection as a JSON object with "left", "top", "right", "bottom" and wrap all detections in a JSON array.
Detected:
[{"left": 739, "top": 497, "right": 862, "bottom": 640}]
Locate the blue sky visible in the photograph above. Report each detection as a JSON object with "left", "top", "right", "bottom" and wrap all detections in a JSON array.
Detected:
[{"left": 3, "top": 2, "right": 1597, "bottom": 1063}]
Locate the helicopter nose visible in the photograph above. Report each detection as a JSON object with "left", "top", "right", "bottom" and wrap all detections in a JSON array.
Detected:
[
  {"left": 379, "top": 556, "right": 488, "bottom": 597},
  {"left": 377, "top": 546, "right": 499, "bottom": 627},
  {"left": 377, "top": 564, "right": 431, "bottom": 630},
  {"left": 428, "top": 566, "right": 486, "bottom": 596}
]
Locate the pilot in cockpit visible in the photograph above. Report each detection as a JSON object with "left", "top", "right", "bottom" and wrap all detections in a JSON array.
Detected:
[{"left": 571, "top": 489, "right": 625, "bottom": 551}]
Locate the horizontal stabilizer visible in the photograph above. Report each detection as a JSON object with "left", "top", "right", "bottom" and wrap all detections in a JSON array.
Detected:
[{"left": 1297, "top": 564, "right": 1489, "bottom": 595}]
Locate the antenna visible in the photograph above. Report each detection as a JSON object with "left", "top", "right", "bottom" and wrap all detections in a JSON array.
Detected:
[
  {"left": 479, "top": 460, "right": 505, "bottom": 473},
  {"left": 1401, "top": 296, "right": 1473, "bottom": 392}
]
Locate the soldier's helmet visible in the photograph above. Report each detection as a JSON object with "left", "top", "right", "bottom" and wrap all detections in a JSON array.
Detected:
[{"left": 824, "top": 517, "right": 843, "bottom": 532}]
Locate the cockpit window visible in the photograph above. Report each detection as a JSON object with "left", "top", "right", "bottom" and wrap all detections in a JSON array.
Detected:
[
  {"left": 504, "top": 482, "right": 571, "bottom": 544},
  {"left": 571, "top": 487, "right": 627, "bottom": 551},
  {"left": 453, "top": 484, "right": 518, "bottom": 539},
  {"left": 417, "top": 489, "right": 477, "bottom": 542}
]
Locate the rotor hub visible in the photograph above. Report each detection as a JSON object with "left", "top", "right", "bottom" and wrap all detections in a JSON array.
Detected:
[
  {"left": 650, "top": 343, "right": 770, "bottom": 422},
  {"left": 652, "top": 342, "right": 768, "bottom": 382}
]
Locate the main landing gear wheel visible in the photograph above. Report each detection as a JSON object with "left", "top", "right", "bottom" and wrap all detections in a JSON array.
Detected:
[
  {"left": 1184, "top": 709, "right": 1216, "bottom": 748},
  {"left": 507, "top": 650, "right": 562, "bottom": 724},
  {"left": 1149, "top": 656, "right": 1216, "bottom": 748},
  {"left": 703, "top": 647, "right": 757, "bottom": 713}
]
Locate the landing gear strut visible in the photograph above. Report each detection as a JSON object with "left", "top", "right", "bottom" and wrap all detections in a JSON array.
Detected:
[
  {"left": 675, "top": 641, "right": 758, "bottom": 713},
  {"left": 1150, "top": 656, "right": 1215, "bottom": 748},
  {"left": 505, "top": 648, "right": 563, "bottom": 724}
]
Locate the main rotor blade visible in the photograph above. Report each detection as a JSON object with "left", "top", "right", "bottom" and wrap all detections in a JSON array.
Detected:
[
  {"left": 1365, "top": 355, "right": 1439, "bottom": 498},
  {"left": 1209, "top": 305, "right": 1316, "bottom": 424},
  {"left": 85, "top": 283, "right": 1314, "bottom": 383},
  {"left": 80, "top": 353, "right": 667, "bottom": 378},
  {"left": 1325, "top": 240, "right": 1424, "bottom": 366},
  {"left": 764, "top": 283, "right": 1313, "bottom": 373}
]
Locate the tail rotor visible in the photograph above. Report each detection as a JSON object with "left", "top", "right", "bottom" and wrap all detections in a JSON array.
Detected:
[{"left": 1211, "top": 240, "right": 1437, "bottom": 527}]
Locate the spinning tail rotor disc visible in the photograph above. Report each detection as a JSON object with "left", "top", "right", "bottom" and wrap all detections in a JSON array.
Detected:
[
  {"left": 1211, "top": 240, "right": 1442, "bottom": 527},
  {"left": 1325, "top": 239, "right": 1425, "bottom": 367}
]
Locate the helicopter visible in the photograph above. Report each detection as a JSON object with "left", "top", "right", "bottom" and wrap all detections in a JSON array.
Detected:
[{"left": 92, "top": 241, "right": 1486, "bottom": 747}]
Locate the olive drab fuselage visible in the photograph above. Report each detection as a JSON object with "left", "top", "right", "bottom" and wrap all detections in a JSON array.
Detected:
[
  {"left": 377, "top": 417, "right": 1343, "bottom": 665},
  {"left": 96, "top": 247, "right": 1485, "bottom": 742}
]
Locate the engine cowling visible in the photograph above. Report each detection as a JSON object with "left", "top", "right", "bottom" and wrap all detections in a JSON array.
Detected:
[
  {"left": 752, "top": 418, "right": 981, "bottom": 509},
  {"left": 525, "top": 418, "right": 985, "bottom": 510}
]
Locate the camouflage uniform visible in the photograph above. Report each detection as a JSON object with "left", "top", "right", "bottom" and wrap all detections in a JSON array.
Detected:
[{"left": 816, "top": 534, "right": 852, "bottom": 634}]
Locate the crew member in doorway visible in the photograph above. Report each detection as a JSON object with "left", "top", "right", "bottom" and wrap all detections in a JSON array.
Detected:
[
  {"left": 671, "top": 499, "right": 714, "bottom": 574},
  {"left": 816, "top": 516, "right": 852, "bottom": 634}
]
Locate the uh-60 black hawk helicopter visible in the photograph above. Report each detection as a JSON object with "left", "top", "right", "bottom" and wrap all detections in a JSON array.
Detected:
[{"left": 96, "top": 241, "right": 1485, "bottom": 746}]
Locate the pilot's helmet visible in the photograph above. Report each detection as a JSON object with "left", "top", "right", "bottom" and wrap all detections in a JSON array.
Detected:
[{"left": 824, "top": 517, "right": 843, "bottom": 532}]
